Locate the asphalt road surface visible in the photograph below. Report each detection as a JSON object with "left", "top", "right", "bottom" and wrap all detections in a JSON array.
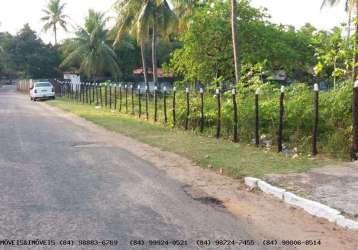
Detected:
[{"left": 0, "top": 86, "right": 263, "bottom": 250}]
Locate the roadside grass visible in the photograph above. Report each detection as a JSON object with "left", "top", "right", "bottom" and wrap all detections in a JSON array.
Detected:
[{"left": 48, "top": 99, "right": 336, "bottom": 178}]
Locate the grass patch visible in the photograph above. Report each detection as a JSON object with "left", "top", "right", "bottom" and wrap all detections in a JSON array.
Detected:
[{"left": 49, "top": 99, "right": 336, "bottom": 178}]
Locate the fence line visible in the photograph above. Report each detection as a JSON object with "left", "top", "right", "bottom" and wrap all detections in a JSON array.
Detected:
[{"left": 18, "top": 79, "right": 326, "bottom": 156}]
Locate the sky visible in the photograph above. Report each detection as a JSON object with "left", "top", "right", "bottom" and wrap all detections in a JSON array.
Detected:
[{"left": 0, "top": 0, "right": 349, "bottom": 44}]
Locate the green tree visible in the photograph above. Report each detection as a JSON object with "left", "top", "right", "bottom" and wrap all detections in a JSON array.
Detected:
[
  {"left": 41, "top": 0, "right": 69, "bottom": 45},
  {"left": 0, "top": 32, "right": 15, "bottom": 78},
  {"left": 313, "top": 27, "right": 349, "bottom": 89},
  {"left": 111, "top": 34, "right": 141, "bottom": 80},
  {"left": 113, "top": 0, "right": 150, "bottom": 87},
  {"left": 231, "top": 0, "right": 240, "bottom": 83},
  {"left": 322, "top": 0, "right": 357, "bottom": 80},
  {"left": 167, "top": 1, "right": 315, "bottom": 85},
  {"left": 113, "top": 0, "right": 177, "bottom": 87},
  {"left": 322, "top": 0, "right": 358, "bottom": 159},
  {"left": 5, "top": 24, "right": 61, "bottom": 78},
  {"left": 171, "top": 0, "right": 203, "bottom": 31},
  {"left": 61, "top": 10, "right": 120, "bottom": 81}
]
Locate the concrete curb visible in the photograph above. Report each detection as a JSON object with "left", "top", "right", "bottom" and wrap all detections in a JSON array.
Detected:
[
  {"left": 258, "top": 180, "right": 286, "bottom": 200},
  {"left": 244, "top": 177, "right": 260, "bottom": 189},
  {"left": 244, "top": 177, "right": 358, "bottom": 231}
]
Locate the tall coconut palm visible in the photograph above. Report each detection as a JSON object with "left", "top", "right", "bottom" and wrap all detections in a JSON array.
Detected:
[
  {"left": 61, "top": 10, "right": 120, "bottom": 81},
  {"left": 171, "top": 0, "right": 199, "bottom": 31},
  {"left": 113, "top": 0, "right": 177, "bottom": 87},
  {"left": 322, "top": 0, "right": 358, "bottom": 159},
  {"left": 113, "top": 0, "right": 150, "bottom": 88},
  {"left": 231, "top": 0, "right": 240, "bottom": 83},
  {"left": 41, "top": 0, "right": 68, "bottom": 45}
]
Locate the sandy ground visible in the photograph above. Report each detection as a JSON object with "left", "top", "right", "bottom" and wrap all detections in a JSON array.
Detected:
[{"left": 42, "top": 102, "right": 358, "bottom": 250}]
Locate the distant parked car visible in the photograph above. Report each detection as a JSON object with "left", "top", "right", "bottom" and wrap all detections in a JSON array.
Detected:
[{"left": 30, "top": 81, "right": 55, "bottom": 101}]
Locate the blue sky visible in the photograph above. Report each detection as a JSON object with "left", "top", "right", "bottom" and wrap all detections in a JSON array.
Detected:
[{"left": 0, "top": 0, "right": 348, "bottom": 44}]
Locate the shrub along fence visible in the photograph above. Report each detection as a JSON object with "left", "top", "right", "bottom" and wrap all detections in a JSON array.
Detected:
[{"left": 51, "top": 80, "right": 354, "bottom": 158}]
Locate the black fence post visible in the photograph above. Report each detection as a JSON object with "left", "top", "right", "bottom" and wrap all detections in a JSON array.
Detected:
[
  {"left": 216, "top": 88, "right": 221, "bottom": 138},
  {"left": 85, "top": 83, "right": 88, "bottom": 103},
  {"left": 200, "top": 88, "right": 204, "bottom": 133},
  {"left": 119, "top": 84, "right": 122, "bottom": 112},
  {"left": 67, "top": 83, "right": 70, "bottom": 100},
  {"left": 86, "top": 83, "right": 89, "bottom": 104},
  {"left": 173, "top": 87, "right": 176, "bottom": 127},
  {"left": 232, "top": 88, "right": 239, "bottom": 142},
  {"left": 88, "top": 83, "right": 91, "bottom": 104},
  {"left": 154, "top": 86, "right": 158, "bottom": 122},
  {"left": 145, "top": 86, "right": 149, "bottom": 120},
  {"left": 185, "top": 87, "right": 190, "bottom": 130},
  {"left": 95, "top": 83, "right": 99, "bottom": 106},
  {"left": 99, "top": 83, "right": 103, "bottom": 107},
  {"left": 109, "top": 84, "right": 112, "bottom": 109},
  {"left": 75, "top": 84, "right": 78, "bottom": 102},
  {"left": 255, "top": 88, "right": 260, "bottom": 147},
  {"left": 163, "top": 86, "right": 168, "bottom": 124},
  {"left": 352, "top": 81, "right": 358, "bottom": 160},
  {"left": 312, "top": 83, "right": 319, "bottom": 156},
  {"left": 69, "top": 83, "right": 71, "bottom": 99},
  {"left": 114, "top": 84, "right": 117, "bottom": 110},
  {"left": 82, "top": 83, "right": 85, "bottom": 104},
  {"left": 92, "top": 82, "right": 96, "bottom": 103},
  {"left": 125, "top": 84, "right": 128, "bottom": 113},
  {"left": 80, "top": 82, "right": 85, "bottom": 104},
  {"left": 278, "top": 86, "right": 285, "bottom": 152},
  {"left": 88, "top": 83, "right": 91, "bottom": 103},
  {"left": 64, "top": 82, "right": 67, "bottom": 98},
  {"left": 76, "top": 84, "right": 79, "bottom": 102},
  {"left": 131, "top": 84, "right": 135, "bottom": 115},
  {"left": 138, "top": 85, "right": 142, "bottom": 118},
  {"left": 104, "top": 83, "right": 108, "bottom": 108}
]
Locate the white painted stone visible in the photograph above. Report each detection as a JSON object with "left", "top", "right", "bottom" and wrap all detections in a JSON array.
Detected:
[
  {"left": 257, "top": 180, "right": 285, "bottom": 200},
  {"left": 283, "top": 192, "right": 340, "bottom": 222},
  {"left": 244, "top": 177, "right": 260, "bottom": 189},
  {"left": 336, "top": 216, "right": 358, "bottom": 230}
]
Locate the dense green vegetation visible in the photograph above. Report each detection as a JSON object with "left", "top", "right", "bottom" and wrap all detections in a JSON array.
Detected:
[{"left": 0, "top": 25, "right": 61, "bottom": 79}]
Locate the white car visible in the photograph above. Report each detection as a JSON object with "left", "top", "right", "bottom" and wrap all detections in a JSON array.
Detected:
[{"left": 30, "top": 81, "right": 55, "bottom": 101}]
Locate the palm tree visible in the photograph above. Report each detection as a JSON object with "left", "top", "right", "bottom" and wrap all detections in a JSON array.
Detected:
[
  {"left": 322, "top": 0, "right": 358, "bottom": 159},
  {"left": 113, "top": 0, "right": 177, "bottom": 87},
  {"left": 61, "top": 10, "right": 120, "bottom": 81},
  {"left": 41, "top": 0, "right": 69, "bottom": 45},
  {"left": 113, "top": 0, "right": 150, "bottom": 88},
  {"left": 231, "top": 0, "right": 240, "bottom": 83},
  {"left": 171, "top": 0, "right": 199, "bottom": 31}
]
